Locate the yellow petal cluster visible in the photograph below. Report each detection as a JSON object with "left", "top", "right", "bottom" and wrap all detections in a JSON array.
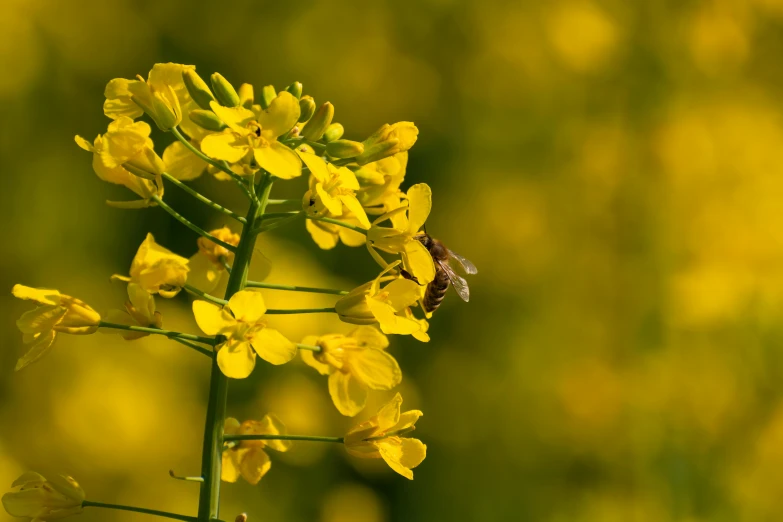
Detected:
[
  {"left": 12, "top": 285, "right": 100, "bottom": 371},
  {"left": 344, "top": 393, "right": 426, "bottom": 479},
  {"left": 222, "top": 414, "right": 292, "bottom": 485},
  {"left": 354, "top": 152, "right": 408, "bottom": 215},
  {"left": 112, "top": 233, "right": 189, "bottom": 298},
  {"left": 356, "top": 122, "right": 419, "bottom": 165},
  {"left": 301, "top": 327, "right": 401, "bottom": 416},
  {"left": 102, "top": 283, "right": 162, "bottom": 340},
  {"left": 367, "top": 183, "right": 436, "bottom": 285},
  {"left": 201, "top": 92, "right": 302, "bottom": 180},
  {"left": 193, "top": 290, "right": 296, "bottom": 378},
  {"left": 335, "top": 262, "right": 429, "bottom": 341},
  {"left": 2, "top": 473, "right": 85, "bottom": 522},
  {"left": 75, "top": 117, "right": 163, "bottom": 209},
  {"left": 188, "top": 227, "right": 240, "bottom": 293}
]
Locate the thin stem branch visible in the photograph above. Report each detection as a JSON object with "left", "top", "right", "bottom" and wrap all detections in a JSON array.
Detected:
[
  {"left": 251, "top": 211, "right": 303, "bottom": 235},
  {"left": 170, "top": 337, "right": 215, "bottom": 358},
  {"left": 259, "top": 211, "right": 299, "bottom": 220},
  {"left": 306, "top": 215, "right": 368, "bottom": 235},
  {"left": 152, "top": 196, "right": 237, "bottom": 252},
  {"left": 219, "top": 257, "right": 232, "bottom": 274},
  {"left": 99, "top": 321, "right": 217, "bottom": 348},
  {"left": 82, "top": 501, "right": 196, "bottom": 522},
  {"left": 265, "top": 307, "right": 336, "bottom": 315},
  {"left": 245, "top": 281, "right": 348, "bottom": 295},
  {"left": 267, "top": 199, "right": 302, "bottom": 205},
  {"left": 184, "top": 284, "right": 229, "bottom": 306},
  {"left": 224, "top": 434, "right": 343, "bottom": 444},
  {"left": 161, "top": 172, "right": 246, "bottom": 224}
]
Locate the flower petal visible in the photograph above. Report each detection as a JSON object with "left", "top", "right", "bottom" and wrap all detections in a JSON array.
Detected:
[
  {"left": 256, "top": 414, "right": 292, "bottom": 452},
  {"left": 201, "top": 131, "right": 248, "bottom": 163},
  {"left": 405, "top": 183, "right": 431, "bottom": 234},
  {"left": 193, "top": 301, "right": 235, "bottom": 336},
  {"left": 250, "top": 328, "right": 296, "bottom": 365},
  {"left": 257, "top": 91, "right": 300, "bottom": 139},
  {"left": 239, "top": 448, "right": 271, "bottom": 485},
  {"left": 376, "top": 393, "right": 402, "bottom": 432},
  {"left": 306, "top": 219, "right": 338, "bottom": 250},
  {"left": 187, "top": 253, "right": 223, "bottom": 294},
  {"left": 17, "top": 306, "right": 67, "bottom": 335},
  {"left": 253, "top": 142, "right": 302, "bottom": 180},
  {"left": 210, "top": 101, "right": 256, "bottom": 133},
  {"left": 349, "top": 348, "right": 401, "bottom": 391},
  {"left": 316, "top": 183, "right": 343, "bottom": 216},
  {"left": 378, "top": 438, "right": 426, "bottom": 479},
  {"left": 329, "top": 371, "right": 368, "bottom": 417},
  {"left": 217, "top": 340, "right": 256, "bottom": 379},
  {"left": 227, "top": 290, "right": 266, "bottom": 324},
  {"left": 351, "top": 326, "right": 389, "bottom": 349},
  {"left": 296, "top": 150, "right": 330, "bottom": 182},
  {"left": 403, "top": 240, "right": 436, "bottom": 284},
  {"left": 15, "top": 330, "right": 56, "bottom": 371},
  {"left": 339, "top": 194, "right": 371, "bottom": 229},
  {"left": 12, "top": 285, "right": 61, "bottom": 306},
  {"left": 163, "top": 141, "right": 207, "bottom": 181},
  {"left": 300, "top": 348, "right": 331, "bottom": 376},
  {"left": 221, "top": 449, "right": 241, "bottom": 483}
]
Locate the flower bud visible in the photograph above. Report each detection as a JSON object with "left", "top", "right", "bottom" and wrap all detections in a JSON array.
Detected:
[
  {"left": 58, "top": 296, "right": 102, "bottom": 334},
  {"left": 356, "top": 122, "right": 418, "bottom": 165},
  {"left": 189, "top": 109, "right": 227, "bottom": 131},
  {"left": 326, "top": 139, "right": 364, "bottom": 159},
  {"left": 125, "top": 147, "right": 167, "bottom": 178},
  {"left": 335, "top": 283, "right": 376, "bottom": 325},
  {"left": 183, "top": 69, "right": 216, "bottom": 110},
  {"left": 150, "top": 89, "right": 181, "bottom": 131},
  {"left": 210, "top": 73, "right": 241, "bottom": 108},
  {"left": 298, "top": 96, "right": 316, "bottom": 123},
  {"left": 2, "top": 473, "right": 85, "bottom": 521},
  {"left": 323, "top": 123, "right": 344, "bottom": 142},
  {"left": 238, "top": 83, "right": 254, "bottom": 109},
  {"left": 285, "top": 81, "right": 303, "bottom": 99},
  {"left": 235, "top": 514, "right": 248, "bottom": 522},
  {"left": 301, "top": 102, "right": 334, "bottom": 141},
  {"left": 259, "top": 85, "right": 276, "bottom": 110}
]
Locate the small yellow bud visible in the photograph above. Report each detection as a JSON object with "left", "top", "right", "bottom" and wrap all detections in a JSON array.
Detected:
[
  {"left": 238, "top": 83, "right": 254, "bottom": 109},
  {"left": 210, "top": 73, "right": 241, "bottom": 108},
  {"left": 189, "top": 109, "right": 227, "bottom": 131},
  {"left": 259, "top": 85, "right": 276, "bottom": 110},
  {"left": 323, "top": 123, "right": 344, "bottom": 142},
  {"left": 301, "top": 102, "right": 334, "bottom": 141},
  {"left": 182, "top": 69, "right": 215, "bottom": 110},
  {"left": 326, "top": 139, "right": 364, "bottom": 159},
  {"left": 335, "top": 283, "right": 376, "bottom": 325},
  {"left": 285, "top": 81, "right": 303, "bottom": 99},
  {"left": 298, "top": 96, "right": 316, "bottom": 123}
]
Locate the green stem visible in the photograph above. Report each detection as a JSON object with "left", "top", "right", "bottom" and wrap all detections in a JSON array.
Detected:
[
  {"left": 161, "top": 172, "right": 246, "bottom": 224},
  {"left": 245, "top": 280, "right": 348, "bottom": 295},
  {"left": 99, "top": 321, "right": 216, "bottom": 350},
  {"left": 184, "top": 284, "right": 229, "bottom": 306},
  {"left": 152, "top": 196, "right": 238, "bottom": 252},
  {"left": 224, "top": 434, "right": 343, "bottom": 443},
  {"left": 198, "top": 173, "right": 274, "bottom": 522},
  {"left": 259, "top": 211, "right": 299, "bottom": 220},
  {"left": 267, "top": 199, "right": 301, "bottom": 205},
  {"left": 252, "top": 212, "right": 304, "bottom": 234},
  {"left": 170, "top": 338, "right": 215, "bottom": 358},
  {"left": 306, "top": 215, "right": 368, "bottom": 235},
  {"left": 82, "top": 500, "right": 196, "bottom": 522},
  {"left": 265, "top": 307, "right": 336, "bottom": 315},
  {"left": 296, "top": 343, "right": 322, "bottom": 353}
]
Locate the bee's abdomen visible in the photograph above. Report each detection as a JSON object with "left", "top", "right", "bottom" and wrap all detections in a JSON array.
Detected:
[{"left": 423, "top": 269, "right": 450, "bottom": 313}]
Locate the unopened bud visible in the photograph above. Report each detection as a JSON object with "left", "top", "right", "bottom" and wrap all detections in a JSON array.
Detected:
[
  {"left": 355, "top": 139, "right": 400, "bottom": 165},
  {"left": 326, "top": 139, "right": 364, "bottom": 159},
  {"left": 298, "top": 96, "right": 316, "bottom": 123},
  {"left": 150, "top": 89, "right": 181, "bottom": 131},
  {"left": 238, "top": 83, "right": 254, "bottom": 109},
  {"left": 260, "top": 85, "right": 276, "bottom": 110},
  {"left": 355, "top": 122, "right": 418, "bottom": 165},
  {"left": 323, "top": 123, "right": 344, "bottom": 142},
  {"left": 285, "top": 81, "right": 303, "bottom": 99},
  {"left": 235, "top": 514, "right": 248, "bottom": 522},
  {"left": 189, "top": 109, "right": 226, "bottom": 131},
  {"left": 210, "top": 73, "right": 240, "bottom": 107},
  {"left": 182, "top": 69, "right": 215, "bottom": 110},
  {"left": 301, "top": 102, "right": 334, "bottom": 141}
]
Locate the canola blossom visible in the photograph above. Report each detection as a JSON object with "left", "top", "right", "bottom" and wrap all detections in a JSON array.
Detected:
[{"left": 5, "top": 63, "right": 472, "bottom": 522}]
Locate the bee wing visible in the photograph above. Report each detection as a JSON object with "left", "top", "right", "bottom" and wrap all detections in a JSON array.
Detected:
[
  {"left": 439, "top": 261, "right": 470, "bottom": 302},
  {"left": 449, "top": 250, "right": 478, "bottom": 275}
]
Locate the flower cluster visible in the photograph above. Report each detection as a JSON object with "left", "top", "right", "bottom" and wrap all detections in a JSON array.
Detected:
[{"left": 5, "top": 62, "right": 470, "bottom": 522}]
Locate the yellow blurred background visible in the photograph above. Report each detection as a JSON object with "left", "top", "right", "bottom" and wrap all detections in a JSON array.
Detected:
[{"left": 3, "top": 0, "right": 783, "bottom": 520}]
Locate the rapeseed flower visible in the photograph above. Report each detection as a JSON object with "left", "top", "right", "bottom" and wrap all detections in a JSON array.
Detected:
[
  {"left": 222, "top": 414, "right": 292, "bottom": 485},
  {"left": 193, "top": 290, "right": 296, "bottom": 378},
  {"left": 102, "top": 283, "right": 162, "bottom": 340},
  {"left": 112, "top": 234, "right": 189, "bottom": 298},
  {"left": 188, "top": 227, "right": 240, "bottom": 293},
  {"left": 343, "top": 393, "right": 426, "bottom": 479},
  {"left": 301, "top": 327, "right": 401, "bottom": 416},
  {"left": 2, "top": 472, "right": 85, "bottom": 521}
]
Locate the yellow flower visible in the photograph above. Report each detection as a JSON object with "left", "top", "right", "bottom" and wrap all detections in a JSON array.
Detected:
[
  {"left": 335, "top": 262, "right": 428, "bottom": 340},
  {"left": 222, "top": 414, "right": 292, "bottom": 485},
  {"left": 356, "top": 122, "right": 418, "bottom": 165},
  {"left": 343, "top": 393, "right": 426, "bottom": 479},
  {"left": 112, "top": 233, "right": 189, "bottom": 298},
  {"left": 354, "top": 152, "right": 408, "bottom": 215},
  {"left": 187, "top": 227, "right": 240, "bottom": 293},
  {"left": 367, "top": 183, "right": 436, "bottom": 285},
  {"left": 102, "top": 283, "right": 162, "bottom": 340},
  {"left": 201, "top": 92, "right": 302, "bottom": 179},
  {"left": 75, "top": 118, "right": 163, "bottom": 209},
  {"left": 192, "top": 290, "right": 296, "bottom": 378},
  {"left": 12, "top": 285, "right": 101, "bottom": 371},
  {"left": 104, "top": 63, "right": 193, "bottom": 132},
  {"left": 301, "top": 326, "right": 401, "bottom": 416},
  {"left": 2, "top": 472, "right": 85, "bottom": 521}
]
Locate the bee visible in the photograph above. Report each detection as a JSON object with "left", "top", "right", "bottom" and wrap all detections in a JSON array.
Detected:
[{"left": 413, "top": 233, "right": 477, "bottom": 314}]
